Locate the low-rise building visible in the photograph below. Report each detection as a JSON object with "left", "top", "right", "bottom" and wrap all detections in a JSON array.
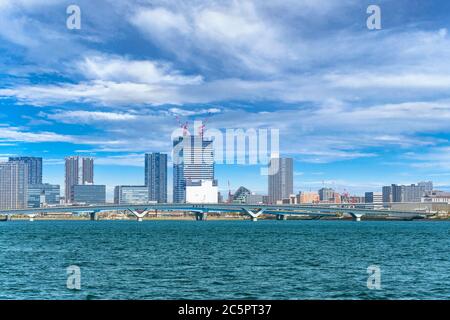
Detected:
[
  {"left": 72, "top": 184, "right": 106, "bottom": 205},
  {"left": 28, "top": 183, "right": 60, "bottom": 208},
  {"left": 114, "top": 185, "right": 149, "bottom": 204},
  {"left": 186, "top": 180, "right": 218, "bottom": 204}
]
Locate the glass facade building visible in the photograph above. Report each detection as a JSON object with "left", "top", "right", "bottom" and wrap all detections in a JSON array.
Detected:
[
  {"left": 114, "top": 185, "right": 149, "bottom": 204},
  {"left": 145, "top": 153, "right": 167, "bottom": 203},
  {"left": 72, "top": 185, "right": 106, "bottom": 205},
  {"left": 28, "top": 183, "right": 60, "bottom": 208},
  {"left": 9, "top": 157, "right": 42, "bottom": 185}
]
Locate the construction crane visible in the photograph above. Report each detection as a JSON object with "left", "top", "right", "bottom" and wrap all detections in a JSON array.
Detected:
[
  {"left": 174, "top": 115, "right": 189, "bottom": 136},
  {"left": 198, "top": 112, "right": 212, "bottom": 137}
]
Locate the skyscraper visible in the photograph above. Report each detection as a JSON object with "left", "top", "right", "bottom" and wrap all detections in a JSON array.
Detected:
[
  {"left": 0, "top": 161, "right": 28, "bottom": 210},
  {"left": 145, "top": 153, "right": 167, "bottom": 203},
  {"left": 82, "top": 157, "right": 94, "bottom": 184},
  {"left": 8, "top": 157, "right": 42, "bottom": 185},
  {"left": 65, "top": 156, "right": 95, "bottom": 203},
  {"left": 173, "top": 135, "right": 214, "bottom": 203},
  {"left": 268, "top": 157, "right": 293, "bottom": 204}
]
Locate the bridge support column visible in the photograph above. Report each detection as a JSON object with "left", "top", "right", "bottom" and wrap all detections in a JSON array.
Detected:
[
  {"left": 242, "top": 208, "right": 265, "bottom": 222},
  {"left": 90, "top": 211, "right": 99, "bottom": 221},
  {"left": 195, "top": 212, "right": 207, "bottom": 221},
  {"left": 350, "top": 213, "right": 364, "bottom": 222},
  {"left": 128, "top": 209, "right": 150, "bottom": 222}
]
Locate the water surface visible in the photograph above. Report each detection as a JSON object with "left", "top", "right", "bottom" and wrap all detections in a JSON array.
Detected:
[{"left": 0, "top": 220, "right": 448, "bottom": 299}]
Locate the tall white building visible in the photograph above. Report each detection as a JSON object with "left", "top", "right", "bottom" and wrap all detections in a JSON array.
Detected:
[
  {"left": 173, "top": 135, "right": 214, "bottom": 203},
  {"left": 0, "top": 161, "right": 28, "bottom": 210}
]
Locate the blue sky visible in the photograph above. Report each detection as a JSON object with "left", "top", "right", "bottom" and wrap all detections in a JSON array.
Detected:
[{"left": 2, "top": 0, "right": 450, "bottom": 200}]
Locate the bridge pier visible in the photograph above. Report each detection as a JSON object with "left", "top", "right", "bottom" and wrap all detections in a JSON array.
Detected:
[
  {"left": 276, "top": 214, "right": 287, "bottom": 221},
  {"left": 241, "top": 208, "right": 265, "bottom": 222},
  {"left": 349, "top": 213, "right": 364, "bottom": 222},
  {"left": 195, "top": 212, "right": 207, "bottom": 221},
  {"left": 128, "top": 209, "right": 150, "bottom": 221},
  {"left": 90, "top": 211, "right": 99, "bottom": 221}
]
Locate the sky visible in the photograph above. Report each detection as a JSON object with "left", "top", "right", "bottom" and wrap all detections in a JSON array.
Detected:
[{"left": 1, "top": 0, "right": 450, "bottom": 201}]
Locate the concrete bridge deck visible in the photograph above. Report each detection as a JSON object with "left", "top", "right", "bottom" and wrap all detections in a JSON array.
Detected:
[{"left": 0, "top": 203, "right": 429, "bottom": 222}]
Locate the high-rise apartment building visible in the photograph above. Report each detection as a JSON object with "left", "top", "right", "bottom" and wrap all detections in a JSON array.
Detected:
[
  {"left": 382, "top": 183, "right": 426, "bottom": 203},
  {"left": 145, "top": 153, "right": 167, "bottom": 203},
  {"left": 65, "top": 156, "right": 95, "bottom": 203},
  {"left": 268, "top": 157, "right": 293, "bottom": 204},
  {"left": 8, "top": 157, "right": 42, "bottom": 185},
  {"left": 173, "top": 136, "right": 214, "bottom": 203},
  {"left": 418, "top": 181, "right": 433, "bottom": 193},
  {"left": 82, "top": 157, "right": 94, "bottom": 184},
  {"left": 0, "top": 161, "right": 28, "bottom": 210}
]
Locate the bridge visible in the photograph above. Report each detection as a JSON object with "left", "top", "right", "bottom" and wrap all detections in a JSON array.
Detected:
[{"left": 0, "top": 203, "right": 429, "bottom": 222}]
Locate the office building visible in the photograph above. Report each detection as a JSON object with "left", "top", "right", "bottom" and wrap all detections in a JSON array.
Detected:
[
  {"left": 65, "top": 156, "right": 95, "bottom": 203},
  {"left": 383, "top": 184, "right": 426, "bottom": 203},
  {"left": 0, "top": 161, "right": 28, "bottom": 210},
  {"left": 365, "top": 191, "right": 383, "bottom": 209},
  {"left": 8, "top": 157, "right": 42, "bottom": 185},
  {"left": 145, "top": 153, "right": 167, "bottom": 203},
  {"left": 114, "top": 185, "right": 149, "bottom": 204},
  {"left": 232, "top": 186, "right": 251, "bottom": 204},
  {"left": 268, "top": 157, "right": 293, "bottom": 204},
  {"left": 72, "top": 184, "right": 106, "bottom": 205},
  {"left": 173, "top": 135, "right": 214, "bottom": 203},
  {"left": 28, "top": 184, "right": 60, "bottom": 208},
  {"left": 245, "top": 193, "right": 265, "bottom": 205},
  {"left": 319, "top": 187, "right": 335, "bottom": 202},
  {"left": 185, "top": 180, "right": 218, "bottom": 204}
]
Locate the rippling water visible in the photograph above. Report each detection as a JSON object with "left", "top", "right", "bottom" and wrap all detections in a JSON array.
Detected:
[{"left": 0, "top": 220, "right": 449, "bottom": 299}]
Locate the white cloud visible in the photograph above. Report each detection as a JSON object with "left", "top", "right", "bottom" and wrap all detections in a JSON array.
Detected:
[
  {"left": 0, "top": 126, "right": 74, "bottom": 143},
  {"left": 78, "top": 55, "right": 203, "bottom": 85},
  {"left": 46, "top": 110, "right": 138, "bottom": 124}
]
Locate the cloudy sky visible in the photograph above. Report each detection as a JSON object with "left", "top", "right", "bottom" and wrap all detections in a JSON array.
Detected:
[{"left": 1, "top": 0, "right": 450, "bottom": 200}]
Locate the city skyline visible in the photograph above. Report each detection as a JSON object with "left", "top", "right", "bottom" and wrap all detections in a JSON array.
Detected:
[
  {"left": 1, "top": 1, "right": 450, "bottom": 198},
  {"left": 0, "top": 150, "right": 441, "bottom": 205}
]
